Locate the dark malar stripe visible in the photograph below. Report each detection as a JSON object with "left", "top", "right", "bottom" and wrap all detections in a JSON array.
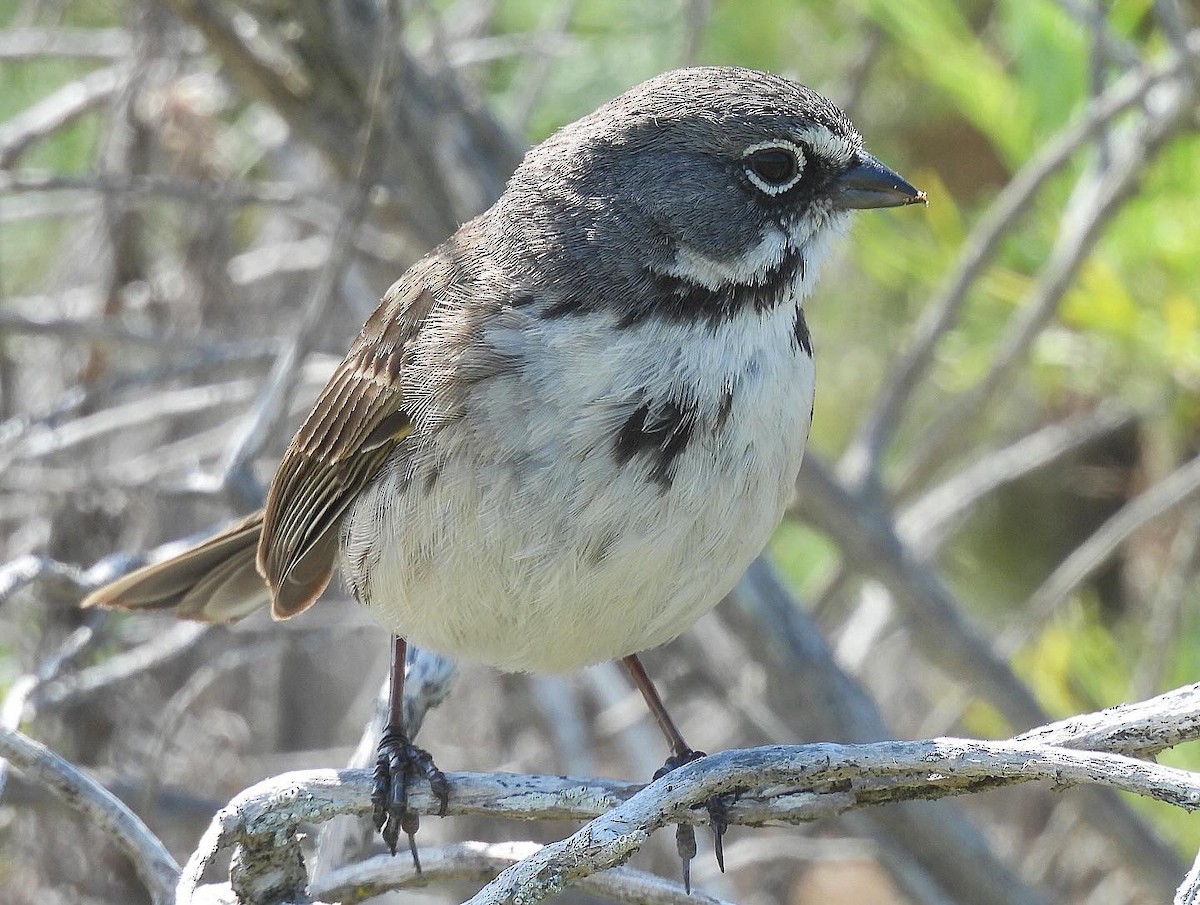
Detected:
[
  {"left": 624, "top": 250, "right": 804, "bottom": 328},
  {"left": 613, "top": 399, "right": 698, "bottom": 490},
  {"left": 536, "top": 248, "right": 804, "bottom": 328}
]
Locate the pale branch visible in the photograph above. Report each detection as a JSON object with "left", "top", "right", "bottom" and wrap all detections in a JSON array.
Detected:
[
  {"left": 1178, "top": 847, "right": 1200, "bottom": 905},
  {"left": 186, "top": 842, "right": 733, "bottom": 905},
  {"left": 309, "top": 842, "right": 734, "bottom": 905},
  {"left": 0, "top": 65, "right": 128, "bottom": 167},
  {"left": 174, "top": 685, "right": 1200, "bottom": 902},
  {"left": 5, "top": 359, "right": 334, "bottom": 462},
  {"left": 466, "top": 740, "right": 1200, "bottom": 905},
  {"left": 1002, "top": 452, "right": 1200, "bottom": 657},
  {"left": 0, "top": 169, "right": 321, "bottom": 207},
  {"left": 214, "top": 0, "right": 397, "bottom": 508},
  {"left": 793, "top": 454, "right": 1185, "bottom": 892},
  {"left": 719, "top": 562, "right": 1047, "bottom": 905},
  {"left": 0, "top": 191, "right": 92, "bottom": 222},
  {"left": 897, "top": 400, "right": 1139, "bottom": 555},
  {"left": 507, "top": 2, "right": 580, "bottom": 133},
  {"left": 0, "top": 623, "right": 96, "bottom": 797},
  {"left": 0, "top": 554, "right": 92, "bottom": 606},
  {"left": 0, "top": 727, "right": 180, "bottom": 905},
  {"left": 1152, "top": 0, "right": 1196, "bottom": 69},
  {"left": 0, "top": 345, "right": 283, "bottom": 456},
  {"left": 0, "top": 301, "right": 264, "bottom": 352},
  {"left": 166, "top": 0, "right": 520, "bottom": 246},
  {"left": 0, "top": 27, "right": 136, "bottom": 60},
  {"left": 1016, "top": 682, "right": 1200, "bottom": 758},
  {"left": 1047, "top": 0, "right": 1143, "bottom": 66},
  {"left": 30, "top": 622, "right": 209, "bottom": 712}
]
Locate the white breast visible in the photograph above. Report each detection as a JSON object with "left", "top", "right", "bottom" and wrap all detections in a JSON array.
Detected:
[{"left": 341, "top": 297, "right": 815, "bottom": 673}]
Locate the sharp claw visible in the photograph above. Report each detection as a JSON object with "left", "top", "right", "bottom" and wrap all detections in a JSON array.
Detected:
[
  {"left": 373, "top": 730, "right": 446, "bottom": 862},
  {"left": 431, "top": 773, "right": 450, "bottom": 817},
  {"left": 382, "top": 816, "right": 400, "bottom": 856},
  {"left": 372, "top": 753, "right": 390, "bottom": 832},
  {"left": 407, "top": 832, "right": 422, "bottom": 872},
  {"left": 675, "top": 823, "right": 697, "bottom": 894},
  {"left": 403, "top": 811, "right": 423, "bottom": 872},
  {"left": 708, "top": 795, "right": 727, "bottom": 873}
]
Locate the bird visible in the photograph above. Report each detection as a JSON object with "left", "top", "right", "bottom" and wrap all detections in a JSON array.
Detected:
[{"left": 82, "top": 65, "right": 924, "bottom": 884}]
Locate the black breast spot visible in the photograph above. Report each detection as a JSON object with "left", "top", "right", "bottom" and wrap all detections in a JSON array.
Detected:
[
  {"left": 613, "top": 399, "right": 698, "bottom": 490},
  {"left": 792, "top": 307, "right": 813, "bottom": 357}
]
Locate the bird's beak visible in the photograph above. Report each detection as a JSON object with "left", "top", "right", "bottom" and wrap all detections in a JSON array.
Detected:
[{"left": 830, "top": 153, "right": 926, "bottom": 210}]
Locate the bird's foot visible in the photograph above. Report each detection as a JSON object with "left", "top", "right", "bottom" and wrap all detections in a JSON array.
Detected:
[
  {"left": 652, "top": 749, "right": 730, "bottom": 893},
  {"left": 371, "top": 727, "right": 449, "bottom": 869}
]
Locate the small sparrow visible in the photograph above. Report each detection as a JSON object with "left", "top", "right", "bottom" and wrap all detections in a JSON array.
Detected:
[{"left": 84, "top": 66, "right": 923, "bottom": 881}]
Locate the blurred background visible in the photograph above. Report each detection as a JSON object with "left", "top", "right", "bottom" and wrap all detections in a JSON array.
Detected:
[{"left": 2, "top": 0, "right": 1200, "bottom": 903}]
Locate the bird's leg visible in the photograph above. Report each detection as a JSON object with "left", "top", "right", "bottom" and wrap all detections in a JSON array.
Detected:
[
  {"left": 372, "top": 636, "right": 449, "bottom": 868},
  {"left": 621, "top": 654, "right": 728, "bottom": 891}
]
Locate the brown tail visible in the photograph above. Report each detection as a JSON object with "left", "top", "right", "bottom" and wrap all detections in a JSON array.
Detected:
[{"left": 81, "top": 511, "right": 272, "bottom": 624}]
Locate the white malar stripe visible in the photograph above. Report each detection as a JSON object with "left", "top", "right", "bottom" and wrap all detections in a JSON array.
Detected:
[{"left": 663, "top": 226, "right": 791, "bottom": 290}]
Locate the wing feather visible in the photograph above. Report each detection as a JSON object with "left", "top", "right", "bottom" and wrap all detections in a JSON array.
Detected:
[{"left": 257, "top": 275, "right": 435, "bottom": 618}]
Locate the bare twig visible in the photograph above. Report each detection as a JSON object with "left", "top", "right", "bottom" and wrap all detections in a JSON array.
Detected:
[
  {"left": 0, "top": 344, "right": 286, "bottom": 457},
  {"left": 141, "top": 641, "right": 278, "bottom": 813},
  {"left": 842, "top": 39, "right": 1197, "bottom": 486},
  {"left": 0, "top": 65, "right": 128, "bottom": 167},
  {"left": 897, "top": 401, "right": 1138, "bottom": 555},
  {"left": 31, "top": 622, "right": 209, "bottom": 712},
  {"left": 1178, "top": 846, "right": 1200, "bottom": 905},
  {"left": 0, "top": 621, "right": 97, "bottom": 798},
  {"left": 1154, "top": 0, "right": 1196, "bottom": 74},
  {"left": 214, "top": 0, "right": 397, "bottom": 507},
  {"left": 7, "top": 359, "right": 334, "bottom": 462},
  {"left": 793, "top": 455, "right": 1187, "bottom": 893},
  {"left": 725, "top": 560, "right": 1047, "bottom": 905},
  {"left": 0, "top": 27, "right": 135, "bottom": 60},
  {"left": 311, "top": 842, "right": 735, "bottom": 905},
  {"left": 1002, "top": 452, "right": 1200, "bottom": 656},
  {"left": 895, "top": 59, "right": 1199, "bottom": 491},
  {"left": 0, "top": 297, "right": 265, "bottom": 351},
  {"left": 508, "top": 1, "right": 579, "bottom": 131},
  {"left": 174, "top": 685, "right": 1200, "bottom": 903},
  {"left": 0, "top": 170, "right": 320, "bottom": 207},
  {"left": 1132, "top": 507, "right": 1200, "bottom": 698},
  {"left": 0, "top": 554, "right": 91, "bottom": 605},
  {"left": 466, "top": 740, "right": 1200, "bottom": 905},
  {"left": 1047, "top": 0, "right": 1143, "bottom": 68},
  {"left": 0, "top": 727, "right": 179, "bottom": 905},
  {"left": 1017, "top": 682, "right": 1200, "bottom": 758}
]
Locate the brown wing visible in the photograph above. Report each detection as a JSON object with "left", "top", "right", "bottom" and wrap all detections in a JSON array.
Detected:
[{"left": 258, "top": 273, "right": 437, "bottom": 618}]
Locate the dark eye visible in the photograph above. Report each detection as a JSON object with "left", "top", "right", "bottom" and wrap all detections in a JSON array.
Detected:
[
  {"left": 742, "top": 141, "right": 806, "bottom": 195},
  {"left": 748, "top": 149, "right": 796, "bottom": 182}
]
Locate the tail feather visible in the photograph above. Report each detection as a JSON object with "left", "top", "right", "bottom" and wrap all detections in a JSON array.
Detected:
[{"left": 82, "top": 511, "right": 271, "bottom": 624}]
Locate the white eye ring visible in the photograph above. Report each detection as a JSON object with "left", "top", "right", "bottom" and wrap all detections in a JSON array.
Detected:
[{"left": 742, "top": 140, "right": 806, "bottom": 196}]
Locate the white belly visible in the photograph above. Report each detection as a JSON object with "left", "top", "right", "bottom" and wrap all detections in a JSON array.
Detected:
[{"left": 340, "top": 302, "right": 814, "bottom": 672}]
